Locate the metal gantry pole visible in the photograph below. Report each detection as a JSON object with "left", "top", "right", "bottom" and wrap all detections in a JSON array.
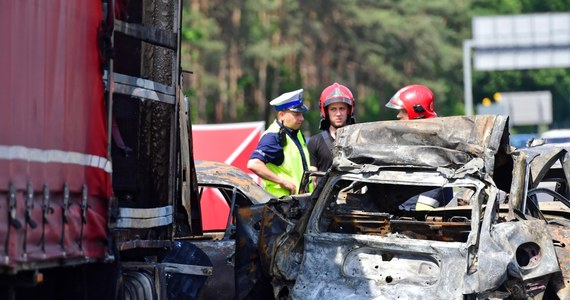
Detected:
[{"left": 463, "top": 40, "right": 474, "bottom": 116}]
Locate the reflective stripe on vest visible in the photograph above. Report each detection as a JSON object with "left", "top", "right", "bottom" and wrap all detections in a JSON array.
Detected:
[
  {"left": 262, "top": 121, "right": 313, "bottom": 197},
  {"left": 415, "top": 194, "right": 439, "bottom": 210}
]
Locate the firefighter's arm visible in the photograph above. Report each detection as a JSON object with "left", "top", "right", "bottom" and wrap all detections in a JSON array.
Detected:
[{"left": 247, "top": 158, "right": 296, "bottom": 194}]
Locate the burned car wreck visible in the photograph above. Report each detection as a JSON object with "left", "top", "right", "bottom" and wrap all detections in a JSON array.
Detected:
[{"left": 237, "top": 115, "right": 570, "bottom": 300}]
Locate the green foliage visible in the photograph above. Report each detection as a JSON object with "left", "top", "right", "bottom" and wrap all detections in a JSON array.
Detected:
[
  {"left": 182, "top": 0, "right": 570, "bottom": 131},
  {"left": 471, "top": 0, "right": 521, "bottom": 15},
  {"left": 520, "top": 0, "right": 570, "bottom": 12}
]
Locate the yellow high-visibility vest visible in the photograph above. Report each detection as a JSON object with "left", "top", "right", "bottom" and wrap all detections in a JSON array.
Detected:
[{"left": 262, "top": 121, "right": 313, "bottom": 197}]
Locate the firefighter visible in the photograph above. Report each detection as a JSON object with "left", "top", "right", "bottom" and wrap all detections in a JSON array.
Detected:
[
  {"left": 307, "top": 83, "right": 355, "bottom": 186},
  {"left": 385, "top": 84, "right": 437, "bottom": 120},
  {"left": 248, "top": 89, "right": 313, "bottom": 197},
  {"left": 386, "top": 84, "right": 451, "bottom": 210}
]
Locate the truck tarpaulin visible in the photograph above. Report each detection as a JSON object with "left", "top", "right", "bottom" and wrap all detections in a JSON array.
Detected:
[{"left": 0, "top": 0, "right": 110, "bottom": 270}]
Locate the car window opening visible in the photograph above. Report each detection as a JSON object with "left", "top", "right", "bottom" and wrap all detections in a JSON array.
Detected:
[{"left": 318, "top": 179, "right": 480, "bottom": 242}]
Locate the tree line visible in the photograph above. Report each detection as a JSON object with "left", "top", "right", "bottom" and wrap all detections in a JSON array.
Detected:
[{"left": 181, "top": 0, "right": 570, "bottom": 135}]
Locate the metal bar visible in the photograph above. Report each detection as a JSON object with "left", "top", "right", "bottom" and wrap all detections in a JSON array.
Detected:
[
  {"left": 117, "top": 240, "right": 172, "bottom": 252},
  {"left": 169, "top": 0, "right": 183, "bottom": 241},
  {"left": 118, "top": 205, "right": 173, "bottom": 219},
  {"left": 163, "top": 262, "right": 213, "bottom": 276},
  {"left": 3, "top": 256, "right": 101, "bottom": 274},
  {"left": 529, "top": 187, "right": 570, "bottom": 208},
  {"left": 223, "top": 187, "right": 238, "bottom": 240},
  {"left": 103, "top": 0, "right": 115, "bottom": 237},
  {"left": 116, "top": 215, "right": 173, "bottom": 229},
  {"left": 463, "top": 40, "right": 473, "bottom": 116},
  {"left": 117, "top": 206, "right": 174, "bottom": 229},
  {"left": 114, "top": 20, "right": 177, "bottom": 50},
  {"left": 122, "top": 262, "right": 213, "bottom": 276},
  {"left": 178, "top": 91, "right": 192, "bottom": 232},
  {"left": 112, "top": 81, "right": 175, "bottom": 105},
  {"left": 109, "top": 72, "right": 175, "bottom": 96},
  {"left": 103, "top": 74, "right": 176, "bottom": 104}
]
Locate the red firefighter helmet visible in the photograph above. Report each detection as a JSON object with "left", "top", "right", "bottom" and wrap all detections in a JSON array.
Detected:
[
  {"left": 319, "top": 82, "right": 355, "bottom": 129},
  {"left": 386, "top": 84, "right": 437, "bottom": 119}
]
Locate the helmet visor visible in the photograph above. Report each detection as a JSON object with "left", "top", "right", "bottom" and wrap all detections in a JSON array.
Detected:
[
  {"left": 385, "top": 95, "right": 403, "bottom": 110},
  {"left": 323, "top": 97, "right": 352, "bottom": 108}
]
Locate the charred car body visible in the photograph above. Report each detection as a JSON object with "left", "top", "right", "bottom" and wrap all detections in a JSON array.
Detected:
[
  {"left": 192, "top": 160, "right": 273, "bottom": 300},
  {"left": 239, "top": 115, "right": 570, "bottom": 299}
]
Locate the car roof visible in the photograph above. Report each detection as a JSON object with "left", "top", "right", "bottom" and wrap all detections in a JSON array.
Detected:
[{"left": 333, "top": 115, "right": 510, "bottom": 172}]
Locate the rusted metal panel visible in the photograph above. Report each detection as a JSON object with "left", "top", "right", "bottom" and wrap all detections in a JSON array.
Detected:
[
  {"left": 547, "top": 223, "right": 570, "bottom": 299},
  {"left": 291, "top": 233, "right": 467, "bottom": 299},
  {"left": 468, "top": 219, "right": 560, "bottom": 293}
]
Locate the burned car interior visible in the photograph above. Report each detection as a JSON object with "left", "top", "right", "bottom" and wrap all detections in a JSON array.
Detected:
[
  {"left": 313, "top": 114, "right": 517, "bottom": 246},
  {"left": 319, "top": 177, "right": 479, "bottom": 242}
]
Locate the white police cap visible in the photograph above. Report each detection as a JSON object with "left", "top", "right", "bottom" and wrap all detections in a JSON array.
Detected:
[{"left": 269, "top": 89, "right": 308, "bottom": 113}]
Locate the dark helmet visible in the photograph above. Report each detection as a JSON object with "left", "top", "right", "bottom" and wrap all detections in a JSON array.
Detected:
[
  {"left": 386, "top": 84, "right": 437, "bottom": 119},
  {"left": 319, "top": 82, "right": 355, "bottom": 129}
]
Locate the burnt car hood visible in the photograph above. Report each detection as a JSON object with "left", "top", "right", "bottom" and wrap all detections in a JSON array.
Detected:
[
  {"left": 333, "top": 115, "right": 510, "bottom": 174},
  {"left": 195, "top": 160, "right": 274, "bottom": 204}
]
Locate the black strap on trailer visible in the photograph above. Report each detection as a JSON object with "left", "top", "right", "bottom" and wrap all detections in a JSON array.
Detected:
[
  {"left": 79, "top": 184, "right": 88, "bottom": 252},
  {"left": 23, "top": 183, "right": 37, "bottom": 259},
  {"left": 60, "top": 183, "right": 70, "bottom": 253},
  {"left": 40, "top": 184, "right": 51, "bottom": 253},
  {"left": 5, "top": 184, "right": 22, "bottom": 261}
]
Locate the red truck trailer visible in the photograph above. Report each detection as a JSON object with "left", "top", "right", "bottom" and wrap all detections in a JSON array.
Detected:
[{"left": 0, "top": 1, "right": 206, "bottom": 299}]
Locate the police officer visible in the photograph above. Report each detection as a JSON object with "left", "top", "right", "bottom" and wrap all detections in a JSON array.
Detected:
[
  {"left": 386, "top": 84, "right": 452, "bottom": 210},
  {"left": 248, "top": 89, "right": 313, "bottom": 197},
  {"left": 307, "top": 83, "right": 355, "bottom": 186}
]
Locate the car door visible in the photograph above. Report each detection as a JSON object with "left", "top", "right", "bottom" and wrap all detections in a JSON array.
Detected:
[{"left": 192, "top": 160, "right": 274, "bottom": 300}]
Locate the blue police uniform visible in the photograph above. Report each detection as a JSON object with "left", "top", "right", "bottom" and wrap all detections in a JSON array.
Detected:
[{"left": 249, "top": 89, "right": 313, "bottom": 197}]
